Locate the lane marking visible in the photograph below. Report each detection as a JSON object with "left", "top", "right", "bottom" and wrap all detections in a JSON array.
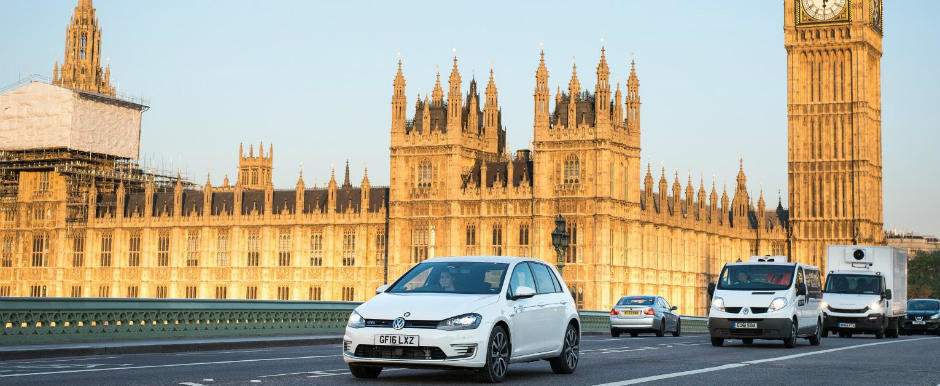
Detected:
[
  {"left": 179, "top": 383, "right": 205, "bottom": 386},
  {"left": 593, "top": 337, "right": 939, "bottom": 386},
  {"left": 0, "top": 354, "right": 340, "bottom": 378}
]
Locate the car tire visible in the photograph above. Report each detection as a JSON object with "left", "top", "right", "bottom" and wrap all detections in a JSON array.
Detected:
[
  {"left": 478, "top": 325, "right": 510, "bottom": 383},
  {"left": 808, "top": 319, "right": 821, "bottom": 346},
  {"left": 711, "top": 337, "right": 724, "bottom": 347},
  {"left": 630, "top": 332, "right": 639, "bottom": 337},
  {"left": 742, "top": 338, "right": 754, "bottom": 345},
  {"left": 783, "top": 319, "right": 797, "bottom": 348},
  {"left": 549, "top": 323, "right": 580, "bottom": 374},
  {"left": 672, "top": 319, "right": 681, "bottom": 337},
  {"left": 655, "top": 319, "right": 665, "bottom": 337},
  {"left": 348, "top": 364, "right": 382, "bottom": 379},
  {"left": 821, "top": 328, "right": 829, "bottom": 338},
  {"left": 611, "top": 329, "right": 621, "bottom": 338}
]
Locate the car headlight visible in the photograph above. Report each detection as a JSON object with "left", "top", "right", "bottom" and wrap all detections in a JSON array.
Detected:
[
  {"left": 711, "top": 297, "right": 725, "bottom": 312},
  {"left": 347, "top": 311, "right": 365, "bottom": 329},
  {"left": 930, "top": 314, "right": 939, "bottom": 320},
  {"left": 868, "top": 301, "right": 882, "bottom": 313},
  {"left": 819, "top": 300, "right": 829, "bottom": 310},
  {"left": 437, "top": 313, "right": 482, "bottom": 331},
  {"left": 769, "top": 297, "right": 788, "bottom": 312}
]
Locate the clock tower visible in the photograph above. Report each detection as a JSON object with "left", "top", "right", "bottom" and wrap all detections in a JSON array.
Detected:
[{"left": 784, "top": 0, "right": 884, "bottom": 269}]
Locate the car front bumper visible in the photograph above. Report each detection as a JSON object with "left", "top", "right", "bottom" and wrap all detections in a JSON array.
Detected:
[
  {"left": 343, "top": 326, "right": 486, "bottom": 369},
  {"left": 823, "top": 312, "right": 884, "bottom": 332},
  {"left": 708, "top": 317, "right": 793, "bottom": 339}
]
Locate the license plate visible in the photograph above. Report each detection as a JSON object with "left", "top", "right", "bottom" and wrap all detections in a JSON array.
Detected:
[
  {"left": 732, "top": 322, "right": 757, "bottom": 329},
  {"left": 620, "top": 310, "right": 640, "bottom": 316},
  {"left": 838, "top": 322, "right": 855, "bottom": 328},
  {"left": 375, "top": 334, "right": 419, "bottom": 346},
  {"left": 912, "top": 321, "right": 926, "bottom": 325}
]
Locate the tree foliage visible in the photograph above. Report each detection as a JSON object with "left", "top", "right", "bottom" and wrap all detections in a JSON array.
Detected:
[{"left": 908, "top": 250, "right": 940, "bottom": 299}]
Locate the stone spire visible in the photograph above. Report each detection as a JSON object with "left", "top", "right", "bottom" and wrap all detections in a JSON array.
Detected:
[
  {"left": 54, "top": 0, "right": 114, "bottom": 96},
  {"left": 391, "top": 59, "right": 407, "bottom": 134},
  {"left": 431, "top": 72, "right": 444, "bottom": 105},
  {"left": 484, "top": 68, "right": 500, "bottom": 153},
  {"left": 625, "top": 58, "right": 641, "bottom": 133},
  {"left": 613, "top": 83, "right": 623, "bottom": 129},
  {"left": 595, "top": 47, "right": 610, "bottom": 126},
  {"left": 342, "top": 160, "right": 352, "bottom": 189},
  {"left": 567, "top": 62, "right": 580, "bottom": 129},
  {"left": 447, "top": 56, "right": 463, "bottom": 132},
  {"left": 534, "top": 50, "right": 550, "bottom": 128}
]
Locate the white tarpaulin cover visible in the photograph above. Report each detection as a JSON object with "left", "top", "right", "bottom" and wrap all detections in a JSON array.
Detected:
[{"left": 0, "top": 82, "right": 142, "bottom": 158}]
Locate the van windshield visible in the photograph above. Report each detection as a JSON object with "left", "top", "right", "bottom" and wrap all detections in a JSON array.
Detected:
[
  {"left": 717, "top": 265, "right": 794, "bottom": 291},
  {"left": 823, "top": 274, "right": 883, "bottom": 295}
]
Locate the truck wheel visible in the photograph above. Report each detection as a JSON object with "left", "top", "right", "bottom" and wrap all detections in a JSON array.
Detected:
[
  {"left": 783, "top": 320, "right": 797, "bottom": 348},
  {"left": 888, "top": 318, "right": 900, "bottom": 338},
  {"left": 875, "top": 319, "right": 885, "bottom": 339},
  {"left": 711, "top": 337, "right": 724, "bottom": 347}
]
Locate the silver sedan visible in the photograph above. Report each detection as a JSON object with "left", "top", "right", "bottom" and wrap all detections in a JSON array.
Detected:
[{"left": 609, "top": 295, "right": 681, "bottom": 337}]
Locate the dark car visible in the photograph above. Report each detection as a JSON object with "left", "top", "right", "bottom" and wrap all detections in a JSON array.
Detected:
[{"left": 902, "top": 299, "right": 940, "bottom": 335}]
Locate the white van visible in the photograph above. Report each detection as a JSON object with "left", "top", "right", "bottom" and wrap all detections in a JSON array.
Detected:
[{"left": 707, "top": 256, "right": 824, "bottom": 348}]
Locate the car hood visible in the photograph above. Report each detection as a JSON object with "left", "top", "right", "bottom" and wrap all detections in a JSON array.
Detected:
[
  {"left": 356, "top": 292, "right": 499, "bottom": 320},
  {"left": 907, "top": 310, "right": 939, "bottom": 318},
  {"left": 823, "top": 293, "right": 880, "bottom": 308}
]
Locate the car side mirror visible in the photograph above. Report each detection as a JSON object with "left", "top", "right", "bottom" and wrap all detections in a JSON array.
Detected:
[
  {"left": 671, "top": 306, "right": 678, "bottom": 311},
  {"left": 707, "top": 283, "right": 716, "bottom": 297},
  {"left": 796, "top": 283, "right": 807, "bottom": 296},
  {"left": 511, "top": 286, "right": 536, "bottom": 300},
  {"left": 375, "top": 284, "right": 390, "bottom": 294},
  {"left": 884, "top": 289, "right": 892, "bottom": 300}
]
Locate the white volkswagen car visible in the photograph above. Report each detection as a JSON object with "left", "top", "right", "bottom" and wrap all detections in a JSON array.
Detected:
[{"left": 342, "top": 256, "right": 581, "bottom": 382}]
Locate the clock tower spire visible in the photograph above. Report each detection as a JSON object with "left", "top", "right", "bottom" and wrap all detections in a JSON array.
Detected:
[{"left": 53, "top": 0, "right": 115, "bottom": 97}]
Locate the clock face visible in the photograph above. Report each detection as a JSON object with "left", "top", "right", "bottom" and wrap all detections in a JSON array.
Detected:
[{"left": 801, "top": 0, "right": 847, "bottom": 21}]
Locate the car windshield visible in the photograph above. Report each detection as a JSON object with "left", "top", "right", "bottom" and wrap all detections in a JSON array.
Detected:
[
  {"left": 717, "top": 264, "right": 795, "bottom": 291},
  {"left": 387, "top": 262, "right": 508, "bottom": 295},
  {"left": 823, "top": 274, "right": 883, "bottom": 295},
  {"left": 908, "top": 300, "right": 940, "bottom": 311},
  {"left": 617, "top": 297, "right": 654, "bottom": 306}
]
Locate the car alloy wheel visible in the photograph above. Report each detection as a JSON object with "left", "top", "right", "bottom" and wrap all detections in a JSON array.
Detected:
[
  {"left": 489, "top": 328, "right": 509, "bottom": 379},
  {"left": 550, "top": 324, "right": 579, "bottom": 374}
]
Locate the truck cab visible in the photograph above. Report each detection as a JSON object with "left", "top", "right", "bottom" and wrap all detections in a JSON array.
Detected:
[
  {"left": 707, "top": 256, "right": 823, "bottom": 348},
  {"left": 822, "top": 245, "right": 907, "bottom": 339}
]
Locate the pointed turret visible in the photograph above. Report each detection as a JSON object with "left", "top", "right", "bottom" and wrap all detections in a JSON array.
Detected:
[
  {"left": 534, "top": 50, "right": 550, "bottom": 129},
  {"left": 447, "top": 56, "right": 463, "bottom": 132},
  {"left": 625, "top": 58, "right": 641, "bottom": 133},
  {"left": 643, "top": 163, "right": 654, "bottom": 210},
  {"left": 361, "top": 167, "right": 371, "bottom": 212},
  {"left": 431, "top": 72, "right": 444, "bottom": 105},
  {"left": 54, "top": 0, "right": 114, "bottom": 96},
  {"left": 484, "top": 68, "right": 500, "bottom": 153},
  {"left": 392, "top": 59, "right": 407, "bottom": 135},
  {"left": 613, "top": 83, "right": 623, "bottom": 129},
  {"left": 685, "top": 174, "right": 695, "bottom": 214},
  {"left": 671, "top": 171, "right": 682, "bottom": 215},
  {"left": 342, "top": 160, "right": 352, "bottom": 189},
  {"left": 595, "top": 47, "right": 611, "bottom": 127},
  {"left": 567, "top": 62, "right": 580, "bottom": 129},
  {"left": 295, "top": 168, "right": 305, "bottom": 215},
  {"left": 328, "top": 166, "right": 338, "bottom": 213}
]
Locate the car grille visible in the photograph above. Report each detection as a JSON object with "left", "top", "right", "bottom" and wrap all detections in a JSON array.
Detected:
[
  {"left": 354, "top": 345, "right": 447, "bottom": 360},
  {"left": 724, "top": 307, "right": 769, "bottom": 314},
  {"left": 828, "top": 306, "right": 869, "bottom": 314},
  {"left": 363, "top": 319, "right": 439, "bottom": 329}
]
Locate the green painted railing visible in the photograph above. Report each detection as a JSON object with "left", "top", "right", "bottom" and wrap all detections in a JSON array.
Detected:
[
  {"left": 0, "top": 298, "right": 708, "bottom": 346},
  {"left": 0, "top": 297, "right": 358, "bottom": 345}
]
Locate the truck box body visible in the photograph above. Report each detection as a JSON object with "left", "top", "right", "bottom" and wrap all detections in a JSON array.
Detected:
[{"left": 825, "top": 245, "right": 908, "bottom": 317}]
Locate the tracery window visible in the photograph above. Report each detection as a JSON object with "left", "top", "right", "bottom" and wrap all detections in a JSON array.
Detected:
[
  {"left": 563, "top": 155, "right": 580, "bottom": 186},
  {"left": 416, "top": 161, "right": 433, "bottom": 189}
]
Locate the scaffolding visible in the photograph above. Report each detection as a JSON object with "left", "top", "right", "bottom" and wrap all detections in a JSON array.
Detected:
[{"left": 0, "top": 148, "right": 188, "bottom": 227}]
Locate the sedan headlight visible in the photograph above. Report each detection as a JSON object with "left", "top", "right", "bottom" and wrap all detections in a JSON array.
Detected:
[
  {"left": 868, "top": 301, "right": 882, "bottom": 313},
  {"left": 347, "top": 311, "right": 365, "bottom": 329},
  {"left": 930, "top": 313, "right": 939, "bottom": 320},
  {"left": 437, "top": 313, "right": 482, "bottom": 331},
  {"left": 711, "top": 297, "right": 725, "bottom": 312},
  {"left": 769, "top": 297, "right": 788, "bottom": 312}
]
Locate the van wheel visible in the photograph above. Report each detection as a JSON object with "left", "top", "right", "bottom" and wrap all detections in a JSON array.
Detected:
[
  {"left": 478, "top": 325, "right": 510, "bottom": 383},
  {"left": 783, "top": 320, "right": 797, "bottom": 348},
  {"left": 348, "top": 364, "right": 382, "bottom": 378},
  {"left": 711, "top": 337, "right": 724, "bottom": 347},
  {"left": 672, "top": 319, "right": 681, "bottom": 337},
  {"left": 742, "top": 338, "right": 754, "bottom": 345},
  {"left": 655, "top": 319, "right": 666, "bottom": 337},
  {"left": 549, "top": 323, "right": 579, "bottom": 374},
  {"left": 808, "top": 319, "right": 821, "bottom": 346}
]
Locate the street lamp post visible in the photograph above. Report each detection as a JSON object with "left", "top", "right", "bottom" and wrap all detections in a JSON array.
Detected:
[{"left": 551, "top": 214, "right": 570, "bottom": 273}]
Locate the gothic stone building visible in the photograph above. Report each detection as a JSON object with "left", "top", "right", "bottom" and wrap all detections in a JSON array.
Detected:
[{"left": 0, "top": 0, "right": 887, "bottom": 316}]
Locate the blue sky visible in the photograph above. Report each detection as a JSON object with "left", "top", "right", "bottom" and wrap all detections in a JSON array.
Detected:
[{"left": 2, "top": 1, "right": 938, "bottom": 236}]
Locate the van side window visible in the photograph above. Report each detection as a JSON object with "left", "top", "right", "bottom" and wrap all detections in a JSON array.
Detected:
[
  {"left": 806, "top": 269, "right": 823, "bottom": 299},
  {"left": 796, "top": 268, "right": 805, "bottom": 290}
]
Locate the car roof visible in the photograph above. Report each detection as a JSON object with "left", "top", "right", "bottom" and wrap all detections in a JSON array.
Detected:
[
  {"left": 725, "top": 261, "right": 797, "bottom": 267},
  {"left": 618, "top": 295, "right": 659, "bottom": 299},
  {"left": 909, "top": 298, "right": 940, "bottom": 302},
  {"left": 423, "top": 256, "right": 545, "bottom": 265}
]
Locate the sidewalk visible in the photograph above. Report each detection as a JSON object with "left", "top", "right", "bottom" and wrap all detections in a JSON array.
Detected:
[{"left": 0, "top": 334, "right": 344, "bottom": 361}]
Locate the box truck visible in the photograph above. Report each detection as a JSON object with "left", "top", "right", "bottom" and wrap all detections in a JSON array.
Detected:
[{"left": 821, "top": 245, "right": 907, "bottom": 338}]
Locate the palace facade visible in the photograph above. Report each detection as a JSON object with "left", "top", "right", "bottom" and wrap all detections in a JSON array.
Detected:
[{"left": 0, "top": 0, "right": 886, "bottom": 315}]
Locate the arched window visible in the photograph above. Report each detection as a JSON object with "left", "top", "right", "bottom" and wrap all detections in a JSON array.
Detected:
[
  {"left": 563, "top": 155, "right": 580, "bottom": 186},
  {"left": 417, "top": 161, "right": 432, "bottom": 189},
  {"left": 491, "top": 224, "right": 503, "bottom": 256}
]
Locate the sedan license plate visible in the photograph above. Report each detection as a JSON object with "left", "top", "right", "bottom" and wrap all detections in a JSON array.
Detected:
[
  {"left": 620, "top": 310, "right": 641, "bottom": 316},
  {"left": 732, "top": 322, "right": 757, "bottom": 329},
  {"left": 838, "top": 322, "right": 856, "bottom": 328},
  {"left": 375, "top": 334, "right": 419, "bottom": 346},
  {"left": 912, "top": 321, "right": 926, "bottom": 325}
]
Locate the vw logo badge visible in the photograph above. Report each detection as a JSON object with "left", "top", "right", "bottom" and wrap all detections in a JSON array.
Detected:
[
  {"left": 742, "top": 307, "right": 750, "bottom": 315},
  {"left": 916, "top": 316, "right": 923, "bottom": 321},
  {"left": 392, "top": 317, "right": 406, "bottom": 330}
]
